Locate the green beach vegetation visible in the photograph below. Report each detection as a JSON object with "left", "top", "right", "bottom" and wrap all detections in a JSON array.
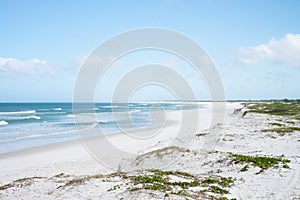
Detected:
[
  {"left": 124, "top": 169, "right": 236, "bottom": 199},
  {"left": 262, "top": 126, "right": 300, "bottom": 136},
  {"left": 229, "top": 153, "right": 290, "bottom": 172},
  {"left": 244, "top": 100, "right": 300, "bottom": 135},
  {"left": 245, "top": 100, "right": 300, "bottom": 118}
]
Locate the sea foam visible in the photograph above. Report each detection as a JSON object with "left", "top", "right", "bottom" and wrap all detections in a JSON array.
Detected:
[
  {"left": 0, "top": 120, "right": 8, "bottom": 126},
  {"left": 23, "top": 115, "right": 41, "bottom": 120},
  {"left": 0, "top": 110, "right": 36, "bottom": 115}
]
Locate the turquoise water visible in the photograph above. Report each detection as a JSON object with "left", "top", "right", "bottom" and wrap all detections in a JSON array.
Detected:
[{"left": 0, "top": 102, "right": 200, "bottom": 154}]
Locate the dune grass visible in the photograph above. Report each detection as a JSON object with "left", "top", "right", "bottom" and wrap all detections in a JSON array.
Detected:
[
  {"left": 229, "top": 153, "right": 290, "bottom": 172},
  {"left": 245, "top": 101, "right": 300, "bottom": 136},
  {"left": 262, "top": 126, "right": 300, "bottom": 135},
  {"left": 269, "top": 122, "right": 283, "bottom": 127},
  {"left": 0, "top": 176, "right": 44, "bottom": 190},
  {"left": 245, "top": 100, "right": 300, "bottom": 118},
  {"left": 125, "top": 169, "right": 235, "bottom": 199}
]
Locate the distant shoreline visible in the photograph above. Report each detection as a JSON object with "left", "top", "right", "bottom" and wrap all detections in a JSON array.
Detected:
[{"left": 0, "top": 98, "right": 299, "bottom": 103}]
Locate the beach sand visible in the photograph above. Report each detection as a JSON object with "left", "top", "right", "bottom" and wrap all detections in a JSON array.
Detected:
[{"left": 0, "top": 102, "right": 299, "bottom": 199}]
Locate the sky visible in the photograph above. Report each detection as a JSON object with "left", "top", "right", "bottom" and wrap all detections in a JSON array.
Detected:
[{"left": 0, "top": 0, "right": 300, "bottom": 102}]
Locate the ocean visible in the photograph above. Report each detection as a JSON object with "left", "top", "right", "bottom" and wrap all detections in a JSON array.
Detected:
[{"left": 0, "top": 102, "right": 200, "bottom": 154}]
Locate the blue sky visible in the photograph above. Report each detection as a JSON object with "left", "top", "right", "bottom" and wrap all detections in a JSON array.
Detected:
[{"left": 0, "top": 0, "right": 300, "bottom": 102}]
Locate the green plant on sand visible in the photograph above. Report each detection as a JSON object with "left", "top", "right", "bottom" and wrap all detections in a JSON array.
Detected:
[{"left": 229, "top": 153, "right": 290, "bottom": 172}]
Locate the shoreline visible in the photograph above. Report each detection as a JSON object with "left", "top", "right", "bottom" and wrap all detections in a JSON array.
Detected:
[
  {"left": 0, "top": 101, "right": 210, "bottom": 155},
  {"left": 0, "top": 101, "right": 218, "bottom": 157},
  {"left": 0, "top": 109, "right": 186, "bottom": 158}
]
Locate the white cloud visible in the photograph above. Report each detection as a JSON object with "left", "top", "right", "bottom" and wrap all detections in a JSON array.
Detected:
[
  {"left": 238, "top": 33, "right": 300, "bottom": 66},
  {"left": 0, "top": 57, "right": 55, "bottom": 75}
]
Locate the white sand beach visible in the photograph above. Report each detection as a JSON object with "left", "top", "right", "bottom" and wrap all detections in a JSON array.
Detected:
[{"left": 0, "top": 102, "right": 299, "bottom": 200}]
